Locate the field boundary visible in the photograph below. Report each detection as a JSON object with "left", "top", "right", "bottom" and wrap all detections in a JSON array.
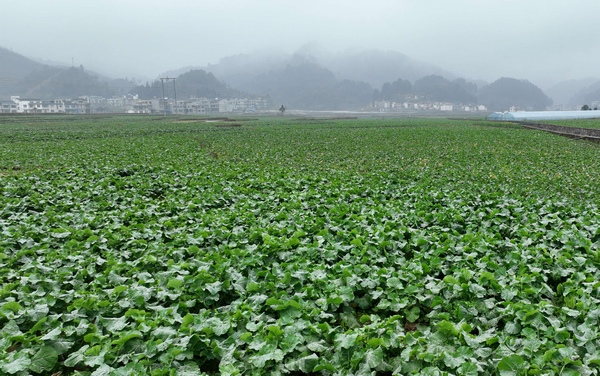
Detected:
[{"left": 520, "top": 122, "right": 600, "bottom": 142}]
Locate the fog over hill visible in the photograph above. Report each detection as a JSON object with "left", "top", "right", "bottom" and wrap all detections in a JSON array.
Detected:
[
  {"left": 565, "top": 80, "right": 600, "bottom": 107},
  {"left": 0, "top": 47, "right": 135, "bottom": 100},
  {"left": 3, "top": 43, "right": 600, "bottom": 111},
  {"left": 162, "top": 46, "right": 455, "bottom": 93},
  {"left": 2, "top": 0, "right": 599, "bottom": 93},
  {"left": 544, "top": 78, "right": 600, "bottom": 107}
]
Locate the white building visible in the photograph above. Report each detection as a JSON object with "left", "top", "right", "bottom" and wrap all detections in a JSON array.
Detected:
[
  {"left": 9, "top": 97, "right": 66, "bottom": 113},
  {"left": 0, "top": 100, "right": 18, "bottom": 113}
]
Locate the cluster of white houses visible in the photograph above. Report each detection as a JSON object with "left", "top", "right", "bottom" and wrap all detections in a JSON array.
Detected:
[
  {"left": 372, "top": 100, "right": 488, "bottom": 113},
  {"left": 0, "top": 95, "right": 270, "bottom": 114},
  {"left": 1, "top": 95, "right": 495, "bottom": 114}
]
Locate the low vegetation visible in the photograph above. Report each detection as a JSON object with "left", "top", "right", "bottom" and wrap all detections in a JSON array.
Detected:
[{"left": 1, "top": 115, "right": 599, "bottom": 375}]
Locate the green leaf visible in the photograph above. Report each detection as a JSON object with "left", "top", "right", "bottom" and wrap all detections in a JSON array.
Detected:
[
  {"left": 334, "top": 333, "right": 358, "bottom": 350},
  {"left": 206, "top": 280, "right": 223, "bottom": 294},
  {"left": 84, "top": 345, "right": 108, "bottom": 367},
  {"left": 1, "top": 352, "right": 31, "bottom": 374},
  {"left": 40, "top": 326, "right": 61, "bottom": 341},
  {"left": 206, "top": 317, "right": 230, "bottom": 336},
  {"left": 387, "top": 277, "right": 403, "bottom": 289},
  {"left": 365, "top": 347, "right": 384, "bottom": 368},
  {"left": 219, "top": 363, "right": 241, "bottom": 376},
  {"left": 251, "top": 348, "right": 284, "bottom": 367},
  {"left": 307, "top": 341, "right": 328, "bottom": 352},
  {"left": 46, "top": 339, "right": 75, "bottom": 355},
  {"left": 443, "top": 275, "right": 459, "bottom": 285},
  {"left": 266, "top": 325, "right": 284, "bottom": 337},
  {"left": 50, "top": 228, "right": 71, "bottom": 238},
  {"left": 1, "top": 320, "right": 22, "bottom": 337},
  {"left": 504, "top": 321, "right": 521, "bottom": 335},
  {"left": 562, "top": 307, "right": 580, "bottom": 317},
  {"left": 181, "top": 314, "right": 194, "bottom": 330},
  {"left": 561, "top": 368, "right": 580, "bottom": 376},
  {"left": 240, "top": 332, "right": 252, "bottom": 342},
  {"left": 444, "top": 352, "right": 465, "bottom": 368},
  {"left": 406, "top": 306, "right": 420, "bottom": 323},
  {"left": 265, "top": 297, "right": 282, "bottom": 306},
  {"left": 176, "top": 363, "right": 203, "bottom": 375},
  {"left": 167, "top": 278, "right": 183, "bottom": 289},
  {"left": 497, "top": 354, "right": 525, "bottom": 376},
  {"left": 286, "top": 353, "right": 319, "bottom": 373},
  {"left": 111, "top": 331, "right": 143, "bottom": 346},
  {"left": 64, "top": 345, "right": 89, "bottom": 367},
  {"left": 327, "top": 296, "right": 343, "bottom": 305},
  {"left": 421, "top": 366, "right": 442, "bottom": 376},
  {"left": 91, "top": 364, "right": 113, "bottom": 376},
  {"left": 458, "top": 362, "right": 479, "bottom": 376},
  {"left": 437, "top": 320, "right": 459, "bottom": 337},
  {"left": 101, "top": 316, "right": 128, "bottom": 333},
  {"left": 29, "top": 345, "right": 58, "bottom": 373},
  {"left": 246, "top": 282, "right": 260, "bottom": 292},
  {"left": 2, "top": 302, "right": 22, "bottom": 314}
]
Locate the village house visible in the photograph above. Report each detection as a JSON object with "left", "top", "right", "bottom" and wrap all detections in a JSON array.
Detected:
[
  {"left": 1, "top": 94, "right": 269, "bottom": 115},
  {"left": 372, "top": 99, "right": 487, "bottom": 113},
  {"left": 0, "top": 100, "right": 18, "bottom": 113}
]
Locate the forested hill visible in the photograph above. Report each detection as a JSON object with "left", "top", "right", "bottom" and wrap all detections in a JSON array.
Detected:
[
  {"left": 129, "top": 70, "right": 252, "bottom": 100},
  {"left": 0, "top": 47, "right": 46, "bottom": 98},
  {"left": 478, "top": 78, "right": 553, "bottom": 111},
  {"left": 0, "top": 46, "right": 46, "bottom": 79},
  {"left": 0, "top": 47, "right": 133, "bottom": 100},
  {"left": 373, "top": 75, "right": 478, "bottom": 104},
  {"left": 242, "top": 61, "right": 372, "bottom": 110},
  {"left": 374, "top": 75, "right": 553, "bottom": 111}
]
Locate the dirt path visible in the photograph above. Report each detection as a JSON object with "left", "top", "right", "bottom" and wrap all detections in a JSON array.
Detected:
[{"left": 520, "top": 122, "right": 600, "bottom": 143}]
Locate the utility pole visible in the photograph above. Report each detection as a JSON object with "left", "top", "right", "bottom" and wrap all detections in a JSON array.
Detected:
[
  {"left": 161, "top": 79, "right": 166, "bottom": 115},
  {"left": 160, "top": 77, "right": 177, "bottom": 115}
]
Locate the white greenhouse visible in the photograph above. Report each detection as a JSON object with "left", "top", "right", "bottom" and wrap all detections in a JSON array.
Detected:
[{"left": 487, "top": 110, "right": 600, "bottom": 121}]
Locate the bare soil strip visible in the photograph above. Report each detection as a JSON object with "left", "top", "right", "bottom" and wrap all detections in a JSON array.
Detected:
[{"left": 520, "top": 122, "right": 600, "bottom": 142}]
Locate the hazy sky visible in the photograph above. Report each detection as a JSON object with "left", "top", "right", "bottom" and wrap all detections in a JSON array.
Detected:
[{"left": 1, "top": 0, "right": 598, "bottom": 87}]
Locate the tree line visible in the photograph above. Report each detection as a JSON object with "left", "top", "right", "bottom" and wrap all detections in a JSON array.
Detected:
[{"left": 374, "top": 75, "right": 553, "bottom": 111}]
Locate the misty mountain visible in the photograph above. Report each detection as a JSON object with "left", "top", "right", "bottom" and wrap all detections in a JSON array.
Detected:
[
  {"left": 26, "top": 67, "right": 113, "bottom": 99},
  {"left": 198, "top": 48, "right": 453, "bottom": 94},
  {"left": 245, "top": 58, "right": 372, "bottom": 110},
  {"left": 0, "top": 46, "right": 134, "bottom": 100},
  {"left": 0, "top": 47, "right": 47, "bottom": 98},
  {"left": 544, "top": 78, "right": 600, "bottom": 106},
  {"left": 163, "top": 50, "right": 289, "bottom": 91},
  {"left": 324, "top": 49, "right": 454, "bottom": 88},
  {"left": 0, "top": 46, "right": 46, "bottom": 80},
  {"left": 0, "top": 45, "right": 557, "bottom": 111},
  {"left": 189, "top": 48, "right": 456, "bottom": 109},
  {"left": 479, "top": 77, "right": 552, "bottom": 111},
  {"left": 163, "top": 53, "right": 374, "bottom": 110},
  {"left": 581, "top": 88, "right": 600, "bottom": 107},
  {"left": 567, "top": 80, "right": 600, "bottom": 107}
]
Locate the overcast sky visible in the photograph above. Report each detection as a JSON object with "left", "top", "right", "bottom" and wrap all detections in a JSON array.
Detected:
[{"left": 1, "top": 0, "right": 598, "bottom": 87}]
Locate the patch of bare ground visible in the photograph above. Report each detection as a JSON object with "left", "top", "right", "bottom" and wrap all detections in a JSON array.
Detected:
[
  {"left": 520, "top": 122, "right": 600, "bottom": 143},
  {"left": 173, "top": 117, "right": 257, "bottom": 124}
]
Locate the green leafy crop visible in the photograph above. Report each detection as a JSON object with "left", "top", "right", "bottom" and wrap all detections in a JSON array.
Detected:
[{"left": 1, "top": 115, "right": 599, "bottom": 375}]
